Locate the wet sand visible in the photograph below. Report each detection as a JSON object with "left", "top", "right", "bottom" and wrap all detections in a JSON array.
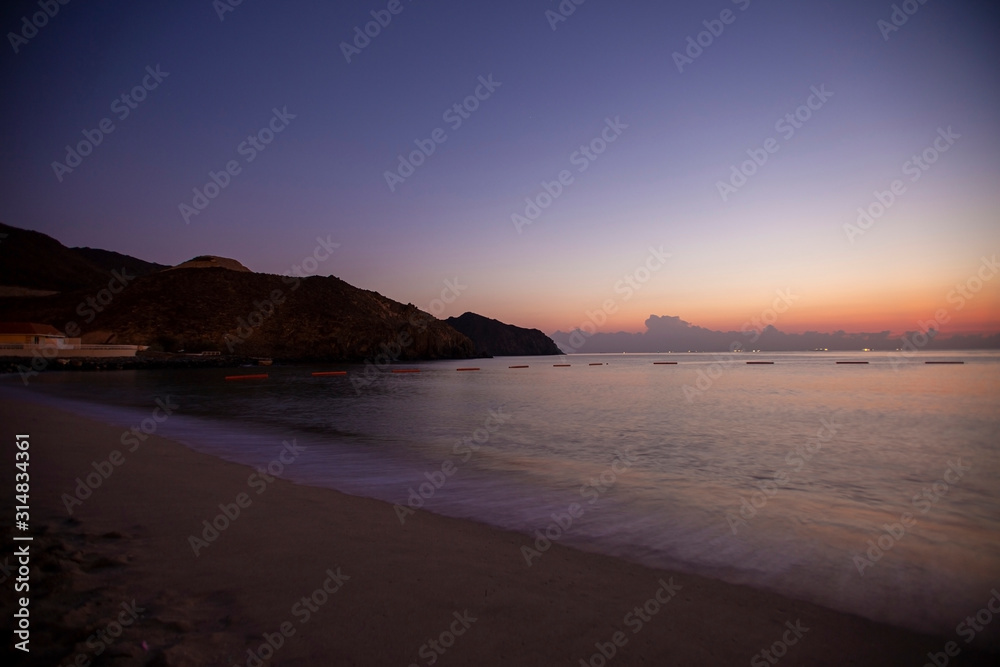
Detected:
[{"left": 1, "top": 395, "right": 994, "bottom": 666}]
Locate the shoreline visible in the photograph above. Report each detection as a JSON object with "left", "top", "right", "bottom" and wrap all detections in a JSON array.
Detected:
[
  {"left": 2, "top": 395, "right": 996, "bottom": 666},
  {"left": 0, "top": 351, "right": 514, "bottom": 378},
  {"left": 0, "top": 347, "right": 992, "bottom": 376}
]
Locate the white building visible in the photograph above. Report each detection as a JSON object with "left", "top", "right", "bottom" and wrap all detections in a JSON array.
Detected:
[{"left": 0, "top": 322, "right": 143, "bottom": 358}]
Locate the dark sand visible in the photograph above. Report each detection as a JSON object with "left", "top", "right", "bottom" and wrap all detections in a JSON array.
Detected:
[{"left": 1, "top": 396, "right": 995, "bottom": 666}]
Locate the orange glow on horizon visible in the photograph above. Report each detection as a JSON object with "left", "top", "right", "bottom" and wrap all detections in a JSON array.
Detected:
[{"left": 506, "top": 285, "right": 1000, "bottom": 338}]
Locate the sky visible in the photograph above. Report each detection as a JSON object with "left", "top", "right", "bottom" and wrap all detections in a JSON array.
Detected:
[{"left": 1, "top": 0, "right": 998, "bottom": 338}]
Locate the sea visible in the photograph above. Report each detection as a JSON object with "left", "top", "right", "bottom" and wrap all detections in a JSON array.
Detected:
[{"left": 4, "top": 350, "right": 999, "bottom": 643}]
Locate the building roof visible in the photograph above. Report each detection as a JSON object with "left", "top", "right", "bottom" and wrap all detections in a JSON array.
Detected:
[{"left": 0, "top": 322, "right": 64, "bottom": 336}]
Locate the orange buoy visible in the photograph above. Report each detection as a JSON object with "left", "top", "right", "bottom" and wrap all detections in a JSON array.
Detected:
[
  {"left": 312, "top": 371, "right": 348, "bottom": 376},
  {"left": 225, "top": 374, "right": 268, "bottom": 380}
]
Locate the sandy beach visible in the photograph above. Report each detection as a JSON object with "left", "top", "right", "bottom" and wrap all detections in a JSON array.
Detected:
[
  {"left": 4, "top": 1, "right": 998, "bottom": 663},
  {"left": 2, "top": 395, "right": 995, "bottom": 666}
]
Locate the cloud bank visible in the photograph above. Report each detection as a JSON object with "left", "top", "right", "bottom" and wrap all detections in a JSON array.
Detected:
[{"left": 550, "top": 315, "right": 1000, "bottom": 353}]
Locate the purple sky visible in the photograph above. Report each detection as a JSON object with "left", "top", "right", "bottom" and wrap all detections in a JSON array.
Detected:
[{"left": 1, "top": 0, "right": 998, "bottom": 336}]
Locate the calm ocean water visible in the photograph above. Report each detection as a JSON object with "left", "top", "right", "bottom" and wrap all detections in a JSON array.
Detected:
[{"left": 5, "top": 351, "right": 999, "bottom": 641}]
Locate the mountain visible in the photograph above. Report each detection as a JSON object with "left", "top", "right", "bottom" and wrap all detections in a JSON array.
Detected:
[
  {"left": 445, "top": 312, "right": 561, "bottom": 356},
  {"left": 0, "top": 222, "right": 166, "bottom": 292},
  {"left": 0, "top": 266, "right": 475, "bottom": 361},
  {"left": 71, "top": 246, "right": 169, "bottom": 279},
  {"left": 0, "top": 222, "right": 114, "bottom": 291},
  {"left": 0, "top": 222, "right": 474, "bottom": 361}
]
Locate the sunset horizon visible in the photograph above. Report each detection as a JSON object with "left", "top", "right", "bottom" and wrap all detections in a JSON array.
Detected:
[
  {"left": 2, "top": 1, "right": 998, "bottom": 665},
  {"left": 3, "top": 1, "right": 997, "bottom": 347},
  {"left": 4, "top": 219, "right": 998, "bottom": 343}
]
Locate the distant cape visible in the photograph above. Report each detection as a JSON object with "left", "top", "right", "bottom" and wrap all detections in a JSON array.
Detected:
[
  {"left": 445, "top": 312, "right": 562, "bottom": 356},
  {"left": 0, "top": 222, "right": 568, "bottom": 362}
]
